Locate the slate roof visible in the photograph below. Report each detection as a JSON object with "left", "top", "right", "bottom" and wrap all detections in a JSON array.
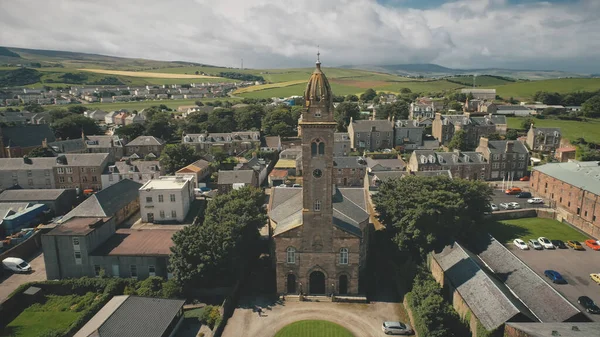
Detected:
[
  {"left": 74, "top": 295, "right": 185, "bottom": 337},
  {"left": 109, "top": 160, "right": 161, "bottom": 174},
  {"left": 413, "top": 170, "right": 452, "bottom": 178},
  {"left": 218, "top": 170, "right": 256, "bottom": 185},
  {"left": 532, "top": 127, "right": 561, "bottom": 134},
  {"left": 486, "top": 140, "right": 528, "bottom": 154},
  {"left": 91, "top": 229, "right": 177, "bottom": 256},
  {"left": 471, "top": 115, "right": 507, "bottom": 126},
  {"left": 365, "top": 157, "right": 406, "bottom": 171},
  {"left": 471, "top": 235, "right": 581, "bottom": 322},
  {"left": 0, "top": 153, "right": 108, "bottom": 170},
  {"left": 533, "top": 161, "right": 600, "bottom": 196},
  {"left": 269, "top": 187, "right": 368, "bottom": 237},
  {"left": 371, "top": 171, "right": 409, "bottom": 182},
  {"left": 395, "top": 119, "right": 422, "bottom": 128},
  {"left": 432, "top": 242, "right": 526, "bottom": 330},
  {"left": 85, "top": 135, "right": 125, "bottom": 148},
  {"left": 505, "top": 323, "right": 600, "bottom": 337},
  {"left": 1, "top": 124, "right": 56, "bottom": 148},
  {"left": 263, "top": 136, "right": 281, "bottom": 149},
  {"left": 57, "top": 153, "right": 109, "bottom": 167},
  {"left": 126, "top": 136, "right": 165, "bottom": 147},
  {"left": 60, "top": 179, "right": 142, "bottom": 222},
  {"left": 333, "top": 156, "right": 367, "bottom": 169},
  {"left": 0, "top": 189, "right": 68, "bottom": 202},
  {"left": 496, "top": 105, "right": 531, "bottom": 111},
  {"left": 184, "top": 131, "right": 260, "bottom": 143},
  {"left": 349, "top": 119, "right": 393, "bottom": 132},
  {"left": 413, "top": 150, "right": 486, "bottom": 165}
]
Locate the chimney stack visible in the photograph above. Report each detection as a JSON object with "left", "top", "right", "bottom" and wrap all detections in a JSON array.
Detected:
[
  {"left": 479, "top": 137, "right": 489, "bottom": 149},
  {"left": 506, "top": 141, "right": 515, "bottom": 153}
]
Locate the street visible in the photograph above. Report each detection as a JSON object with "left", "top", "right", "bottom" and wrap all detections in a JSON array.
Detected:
[{"left": 0, "top": 252, "right": 47, "bottom": 302}]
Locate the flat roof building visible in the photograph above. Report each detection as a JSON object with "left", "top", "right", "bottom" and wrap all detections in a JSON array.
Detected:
[{"left": 139, "top": 176, "right": 194, "bottom": 223}]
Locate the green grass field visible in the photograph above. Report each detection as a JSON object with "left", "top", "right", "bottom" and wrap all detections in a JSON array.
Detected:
[
  {"left": 486, "top": 218, "right": 590, "bottom": 244},
  {"left": 507, "top": 117, "right": 600, "bottom": 143},
  {"left": 489, "top": 78, "right": 600, "bottom": 100},
  {"left": 77, "top": 98, "right": 241, "bottom": 111},
  {"left": 446, "top": 75, "right": 515, "bottom": 87},
  {"left": 274, "top": 320, "right": 355, "bottom": 337}
]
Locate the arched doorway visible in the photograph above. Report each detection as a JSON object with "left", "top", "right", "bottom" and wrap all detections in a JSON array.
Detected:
[
  {"left": 287, "top": 274, "right": 296, "bottom": 294},
  {"left": 339, "top": 275, "right": 348, "bottom": 295},
  {"left": 309, "top": 271, "right": 325, "bottom": 294}
]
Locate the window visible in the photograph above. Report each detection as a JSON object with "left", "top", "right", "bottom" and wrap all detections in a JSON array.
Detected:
[
  {"left": 108, "top": 174, "right": 114, "bottom": 182},
  {"left": 28, "top": 179, "right": 33, "bottom": 186},
  {"left": 171, "top": 210, "right": 177, "bottom": 218},
  {"left": 74, "top": 251, "right": 82, "bottom": 265},
  {"left": 130, "top": 265, "right": 138, "bottom": 279},
  {"left": 170, "top": 194, "right": 176, "bottom": 202},
  {"left": 577, "top": 207, "right": 580, "bottom": 215},
  {"left": 146, "top": 196, "right": 153, "bottom": 203},
  {"left": 158, "top": 195, "right": 164, "bottom": 202},
  {"left": 356, "top": 133, "right": 360, "bottom": 137},
  {"left": 160, "top": 210, "right": 165, "bottom": 218},
  {"left": 148, "top": 265, "right": 156, "bottom": 277},
  {"left": 594, "top": 215, "right": 597, "bottom": 222},
  {"left": 314, "top": 199, "right": 321, "bottom": 211},
  {"left": 585, "top": 211, "right": 588, "bottom": 217},
  {"left": 92, "top": 176, "right": 97, "bottom": 182},
  {"left": 81, "top": 167, "right": 85, "bottom": 172},
  {"left": 91, "top": 168, "right": 96, "bottom": 173},
  {"left": 68, "top": 177, "right": 74, "bottom": 182},
  {"left": 518, "top": 162, "right": 524, "bottom": 168},
  {"left": 94, "top": 265, "right": 101, "bottom": 277},
  {"left": 72, "top": 237, "right": 80, "bottom": 250},
  {"left": 57, "top": 167, "right": 65, "bottom": 174},
  {"left": 315, "top": 111, "right": 321, "bottom": 117},
  {"left": 492, "top": 163, "right": 500, "bottom": 169},
  {"left": 45, "top": 179, "right": 51, "bottom": 185},
  {"left": 59, "top": 176, "right": 65, "bottom": 183},
  {"left": 339, "top": 248, "right": 349, "bottom": 265},
  {"left": 286, "top": 247, "right": 296, "bottom": 264},
  {"left": 27, "top": 170, "right": 32, "bottom": 177},
  {"left": 568, "top": 201, "right": 571, "bottom": 207},
  {"left": 44, "top": 170, "right": 50, "bottom": 176},
  {"left": 66, "top": 167, "right": 73, "bottom": 174}
]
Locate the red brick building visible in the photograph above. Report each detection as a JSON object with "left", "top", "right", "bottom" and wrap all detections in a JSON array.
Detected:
[{"left": 530, "top": 161, "right": 600, "bottom": 238}]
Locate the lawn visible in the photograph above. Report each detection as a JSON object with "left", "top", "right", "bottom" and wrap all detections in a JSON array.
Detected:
[
  {"left": 507, "top": 117, "right": 600, "bottom": 143},
  {"left": 486, "top": 218, "right": 590, "bottom": 244},
  {"left": 274, "top": 320, "right": 354, "bottom": 337},
  {"left": 3, "top": 293, "right": 99, "bottom": 337}
]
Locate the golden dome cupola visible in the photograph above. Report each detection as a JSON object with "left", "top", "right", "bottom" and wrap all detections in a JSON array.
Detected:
[{"left": 304, "top": 52, "right": 332, "bottom": 105}]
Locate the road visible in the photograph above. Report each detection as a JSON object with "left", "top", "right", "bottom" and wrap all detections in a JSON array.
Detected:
[
  {"left": 0, "top": 252, "right": 47, "bottom": 302},
  {"left": 509, "top": 245, "right": 600, "bottom": 322}
]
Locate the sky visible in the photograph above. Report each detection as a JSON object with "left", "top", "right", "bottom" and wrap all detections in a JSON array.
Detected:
[{"left": 1, "top": 0, "right": 599, "bottom": 73}]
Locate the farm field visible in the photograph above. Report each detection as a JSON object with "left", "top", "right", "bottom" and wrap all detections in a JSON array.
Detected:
[
  {"left": 76, "top": 98, "right": 241, "bottom": 111},
  {"left": 486, "top": 218, "right": 589, "bottom": 245},
  {"left": 445, "top": 75, "right": 515, "bottom": 86},
  {"left": 237, "top": 82, "right": 363, "bottom": 98},
  {"left": 78, "top": 68, "right": 220, "bottom": 79},
  {"left": 507, "top": 117, "right": 600, "bottom": 143},
  {"left": 488, "top": 78, "right": 600, "bottom": 100}
]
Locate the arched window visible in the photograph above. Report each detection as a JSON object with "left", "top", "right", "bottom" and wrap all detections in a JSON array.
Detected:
[
  {"left": 314, "top": 199, "right": 321, "bottom": 211},
  {"left": 311, "top": 139, "right": 325, "bottom": 157},
  {"left": 318, "top": 142, "right": 325, "bottom": 155},
  {"left": 286, "top": 247, "right": 296, "bottom": 264},
  {"left": 311, "top": 142, "right": 317, "bottom": 156},
  {"left": 339, "top": 248, "right": 349, "bottom": 264}
]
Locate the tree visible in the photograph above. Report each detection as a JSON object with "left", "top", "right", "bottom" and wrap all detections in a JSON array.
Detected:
[
  {"left": 505, "top": 129, "right": 518, "bottom": 140},
  {"left": 23, "top": 103, "right": 45, "bottom": 113},
  {"left": 400, "top": 88, "right": 412, "bottom": 94},
  {"left": 345, "top": 94, "right": 359, "bottom": 102},
  {"left": 195, "top": 100, "right": 204, "bottom": 106},
  {"left": 334, "top": 102, "right": 360, "bottom": 131},
  {"left": 169, "top": 187, "right": 266, "bottom": 290},
  {"left": 262, "top": 107, "right": 296, "bottom": 136},
  {"left": 466, "top": 92, "right": 474, "bottom": 100},
  {"left": 521, "top": 118, "right": 534, "bottom": 130},
  {"left": 234, "top": 105, "right": 264, "bottom": 130},
  {"left": 582, "top": 95, "right": 600, "bottom": 118},
  {"left": 115, "top": 123, "right": 145, "bottom": 140},
  {"left": 376, "top": 101, "right": 409, "bottom": 120},
  {"left": 48, "top": 109, "right": 71, "bottom": 122},
  {"left": 448, "top": 130, "right": 468, "bottom": 151},
  {"left": 373, "top": 96, "right": 380, "bottom": 104},
  {"left": 543, "top": 107, "right": 562, "bottom": 116},
  {"left": 159, "top": 144, "right": 201, "bottom": 174},
  {"left": 206, "top": 108, "right": 236, "bottom": 133},
  {"left": 373, "top": 176, "right": 493, "bottom": 261},
  {"left": 67, "top": 105, "right": 87, "bottom": 114},
  {"left": 28, "top": 146, "right": 54, "bottom": 157},
  {"left": 486, "top": 133, "right": 502, "bottom": 141},
  {"left": 145, "top": 111, "right": 176, "bottom": 141},
  {"left": 359, "top": 88, "right": 377, "bottom": 102},
  {"left": 449, "top": 102, "right": 462, "bottom": 111},
  {"left": 51, "top": 114, "right": 102, "bottom": 139}
]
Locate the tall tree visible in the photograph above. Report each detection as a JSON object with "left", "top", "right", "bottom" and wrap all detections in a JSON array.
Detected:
[
  {"left": 262, "top": 107, "right": 296, "bottom": 136},
  {"left": 207, "top": 108, "right": 236, "bottom": 133},
  {"left": 360, "top": 88, "right": 377, "bottom": 102},
  {"left": 582, "top": 95, "right": 600, "bottom": 118},
  {"left": 68, "top": 105, "right": 87, "bottom": 114},
  {"left": 377, "top": 101, "right": 409, "bottom": 120},
  {"left": 115, "top": 123, "right": 145, "bottom": 140},
  {"left": 51, "top": 114, "right": 102, "bottom": 139},
  {"left": 145, "top": 111, "right": 175, "bottom": 141},
  {"left": 234, "top": 105, "right": 264, "bottom": 130},
  {"left": 447, "top": 130, "right": 468, "bottom": 151},
  {"left": 345, "top": 94, "right": 359, "bottom": 102},
  {"left": 159, "top": 144, "right": 201, "bottom": 174},
  {"left": 334, "top": 102, "right": 360, "bottom": 131}
]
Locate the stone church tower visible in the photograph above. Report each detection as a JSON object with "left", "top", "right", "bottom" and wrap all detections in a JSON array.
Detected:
[{"left": 269, "top": 56, "right": 369, "bottom": 296}]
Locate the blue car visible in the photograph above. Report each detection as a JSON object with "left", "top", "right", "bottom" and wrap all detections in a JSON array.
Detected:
[{"left": 544, "top": 270, "right": 567, "bottom": 284}]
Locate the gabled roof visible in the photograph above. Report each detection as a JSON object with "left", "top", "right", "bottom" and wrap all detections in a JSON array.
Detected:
[
  {"left": 349, "top": 119, "right": 393, "bottom": 132},
  {"left": 85, "top": 135, "right": 125, "bottom": 148},
  {"left": 218, "top": 170, "right": 256, "bottom": 184},
  {"left": 1, "top": 124, "right": 56, "bottom": 148},
  {"left": 505, "top": 323, "right": 600, "bottom": 337},
  {"left": 0, "top": 189, "right": 70, "bottom": 202},
  {"left": 485, "top": 140, "right": 528, "bottom": 154},
  {"left": 532, "top": 127, "right": 561, "bottom": 134},
  {"left": 126, "top": 136, "right": 165, "bottom": 147},
  {"left": 109, "top": 160, "right": 161, "bottom": 174},
  {"left": 333, "top": 156, "right": 367, "bottom": 169},
  {"left": 263, "top": 136, "right": 281, "bottom": 149},
  {"left": 176, "top": 159, "right": 210, "bottom": 173}
]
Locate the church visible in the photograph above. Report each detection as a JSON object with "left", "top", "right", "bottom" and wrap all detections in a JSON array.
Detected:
[{"left": 269, "top": 56, "right": 370, "bottom": 296}]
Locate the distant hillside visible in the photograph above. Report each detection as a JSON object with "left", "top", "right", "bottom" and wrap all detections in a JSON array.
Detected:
[
  {"left": 342, "top": 63, "right": 585, "bottom": 80},
  {"left": 0, "top": 47, "right": 20, "bottom": 58}
]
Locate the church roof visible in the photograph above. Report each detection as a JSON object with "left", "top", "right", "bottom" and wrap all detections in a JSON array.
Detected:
[
  {"left": 269, "top": 187, "right": 369, "bottom": 237},
  {"left": 304, "top": 57, "right": 332, "bottom": 103}
]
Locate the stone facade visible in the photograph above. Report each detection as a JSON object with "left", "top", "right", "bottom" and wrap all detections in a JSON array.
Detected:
[
  {"left": 526, "top": 126, "right": 561, "bottom": 152},
  {"left": 476, "top": 138, "right": 529, "bottom": 180},
  {"left": 432, "top": 113, "right": 506, "bottom": 149}
]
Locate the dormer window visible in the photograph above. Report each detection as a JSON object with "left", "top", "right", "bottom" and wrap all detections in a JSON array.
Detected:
[
  {"left": 428, "top": 155, "right": 435, "bottom": 163},
  {"left": 420, "top": 155, "right": 427, "bottom": 164}
]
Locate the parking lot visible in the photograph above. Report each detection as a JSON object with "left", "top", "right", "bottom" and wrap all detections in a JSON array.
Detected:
[
  {"left": 491, "top": 190, "right": 550, "bottom": 211},
  {"left": 0, "top": 252, "right": 46, "bottom": 302},
  {"left": 509, "top": 245, "right": 600, "bottom": 322}
]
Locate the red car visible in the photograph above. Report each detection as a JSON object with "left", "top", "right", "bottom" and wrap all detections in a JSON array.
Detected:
[
  {"left": 520, "top": 176, "right": 530, "bottom": 181},
  {"left": 505, "top": 187, "right": 522, "bottom": 195},
  {"left": 585, "top": 239, "right": 600, "bottom": 251}
]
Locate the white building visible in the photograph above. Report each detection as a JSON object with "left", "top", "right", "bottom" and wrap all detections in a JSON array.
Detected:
[{"left": 139, "top": 176, "right": 194, "bottom": 223}]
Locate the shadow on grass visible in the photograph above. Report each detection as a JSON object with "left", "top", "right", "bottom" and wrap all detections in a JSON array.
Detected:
[
  {"left": 1, "top": 325, "right": 21, "bottom": 337},
  {"left": 483, "top": 221, "right": 531, "bottom": 244}
]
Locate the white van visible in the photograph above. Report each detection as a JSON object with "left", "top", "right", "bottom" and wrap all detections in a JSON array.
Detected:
[{"left": 2, "top": 257, "right": 32, "bottom": 273}]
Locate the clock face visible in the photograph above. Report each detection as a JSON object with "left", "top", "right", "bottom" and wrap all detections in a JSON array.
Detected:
[{"left": 312, "top": 169, "right": 323, "bottom": 178}]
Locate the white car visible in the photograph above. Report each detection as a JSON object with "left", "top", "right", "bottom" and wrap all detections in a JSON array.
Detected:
[
  {"left": 2, "top": 257, "right": 32, "bottom": 273},
  {"left": 538, "top": 237, "right": 555, "bottom": 249},
  {"left": 528, "top": 198, "right": 544, "bottom": 204},
  {"left": 508, "top": 202, "right": 521, "bottom": 209},
  {"left": 500, "top": 202, "right": 512, "bottom": 209},
  {"left": 528, "top": 239, "right": 543, "bottom": 250},
  {"left": 382, "top": 321, "right": 413, "bottom": 335},
  {"left": 513, "top": 238, "right": 529, "bottom": 250},
  {"left": 490, "top": 204, "right": 499, "bottom": 211}
]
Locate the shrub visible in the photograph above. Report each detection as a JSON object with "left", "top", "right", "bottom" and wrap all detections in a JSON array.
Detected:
[
  {"left": 161, "top": 280, "right": 182, "bottom": 298},
  {"left": 199, "top": 305, "right": 221, "bottom": 329}
]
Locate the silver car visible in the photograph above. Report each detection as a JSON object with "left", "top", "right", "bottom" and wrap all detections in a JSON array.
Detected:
[{"left": 382, "top": 321, "right": 413, "bottom": 335}]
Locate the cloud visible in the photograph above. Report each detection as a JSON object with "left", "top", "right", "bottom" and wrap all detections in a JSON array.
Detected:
[{"left": 0, "top": 0, "right": 599, "bottom": 72}]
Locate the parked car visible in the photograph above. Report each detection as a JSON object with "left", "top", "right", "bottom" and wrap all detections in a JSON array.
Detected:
[
  {"left": 505, "top": 187, "right": 522, "bottom": 195},
  {"left": 382, "top": 321, "right": 413, "bottom": 335},
  {"left": 585, "top": 239, "right": 600, "bottom": 251},
  {"left": 513, "top": 238, "right": 529, "bottom": 250},
  {"left": 193, "top": 187, "right": 211, "bottom": 195},
  {"left": 292, "top": 184, "right": 301, "bottom": 187},
  {"left": 528, "top": 239, "right": 543, "bottom": 250},
  {"left": 517, "top": 192, "right": 532, "bottom": 198},
  {"left": 2, "top": 257, "right": 32, "bottom": 273},
  {"left": 538, "top": 237, "right": 555, "bottom": 249},
  {"left": 567, "top": 240, "right": 585, "bottom": 250},
  {"left": 489, "top": 203, "right": 499, "bottom": 211},
  {"left": 544, "top": 270, "right": 567, "bottom": 284},
  {"left": 520, "top": 176, "right": 530, "bottom": 181},
  {"left": 500, "top": 202, "right": 512, "bottom": 210},
  {"left": 508, "top": 202, "right": 521, "bottom": 209},
  {"left": 551, "top": 240, "right": 567, "bottom": 249},
  {"left": 590, "top": 273, "right": 600, "bottom": 285},
  {"left": 578, "top": 296, "right": 600, "bottom": 314},
  {"left": 527, "top": 198, "right": 544, "bottom": 204}
]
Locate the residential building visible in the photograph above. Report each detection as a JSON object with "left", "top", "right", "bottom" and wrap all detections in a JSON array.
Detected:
[
  {"left": 113, "top": 112, "right": 127, "bottom": 126},
  {"left": 124, "top": 114, "right": 145, "bottom": 126},
  {"left": 495, "top": 105, "right": 532, "bottom": 116},
  {"left": 124, "top": 136, "right": 165, "bottom": 159},
  {"left": 0, "top": 189, "right": 77, "bottom": 215},
  {"left": 347, "top": 118, "right": 394, "bottom": 151},
  {"left": 182, "top": 131, "right": 261, "bottom": 155},
  {"left": 101, "top": 160, "right": 163, "bottom": 189},
  {"left": 530, "top": 161, "right": 600, "bottom": 238},
  {"left": 0, "top": 124, "right": 56, "bottom": 158},
  {"left": 409, "top": 97, "right": 445, "bottom": 120},
  {"left": 268, "top": 169, "right": 289, "bottom": 187},
  {"left": 365, "top": 170, "right": 452, "bottom": 191},
  {"left": 333, "top": 157, "right": 367, "bottom": 187},
  {"left": 236, "top": 156, "right": 271, "bottom": 186},
  {"left": 217, "top": 170, "right": 258, "bottom": 193},
  {"left": 104, "top": 111, "right": 117, "bottom": 125},
  {"left": 394, "top": 120, "right": 424, "bottom": 150},
  {"left": 333, "top": 133, "right": 351, "bottom": 156},
  {"left": 47, "top": 138, "right": 86, "bottom": 155},
  {"left": 526, "top": 125, "right": 561, "bottom": 152},
  {"left": 408, "top": 150, "right": 488, "bottom": 180},
  {"left": 432, "top": 113, "right": 507, "bottom": 148},
  {"left": 84, "top": 109, "right": 107, "bottom": 122},
  {"left": 461, "top": 88, "right": 496, "bottom": 101},
  {"left": 261, "top": 136, "right": 282, "bottom": 152},
  {"left": 555, "top": 147, "right": 576, "bottom": 162},
  {"left": 505, "top": 323, "right": 600, "bottom": 337},
  {"left": 175, "top": 159, "right": 212, "bottom": 187},
  {"left": 85, "top": 135, "right": 127, "bottom": 161},
  {"left": 476, "top": 138, "right": 529, "bottom": 180},
  {"left": 74, "top": 296, "right": 185, "bottom": 337},
  {"left": 364, "top": 157, "right": 406, "bottom": 172},
  {"left": 0, "top": 110, "right": 28, "bottom": 124},
  {"left": 139, "top": 176, "right": 194, "bottom": 223},
  {"left": 53, "top": 154, "right": 110, "bottom": 190}
]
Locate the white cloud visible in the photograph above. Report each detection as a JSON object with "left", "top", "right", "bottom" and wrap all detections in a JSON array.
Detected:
[{"left": 0, "top": 0, "right": 599, "bottom": 72}]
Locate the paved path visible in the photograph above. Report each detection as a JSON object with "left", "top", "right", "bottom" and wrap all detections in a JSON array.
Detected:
[
  {"left": 222, "top": 299, "right": 410, "bottom": 337},
  {"left": 0, "top": 252, "right": 46, "bottom": 302}
]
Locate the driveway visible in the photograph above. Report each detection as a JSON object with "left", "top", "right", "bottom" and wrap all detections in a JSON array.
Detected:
[
  {"left": 222, "top": 299, "right": 410, "bottom": 337},
  {"left": 0, "top": 251, "right": 47, "bottom": 302},
  {"left": 490, "top": 190, "right": 549, "bottom": 211},
  {"left": 509, "top": 246, "right": 600, "bottom": 322}
]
